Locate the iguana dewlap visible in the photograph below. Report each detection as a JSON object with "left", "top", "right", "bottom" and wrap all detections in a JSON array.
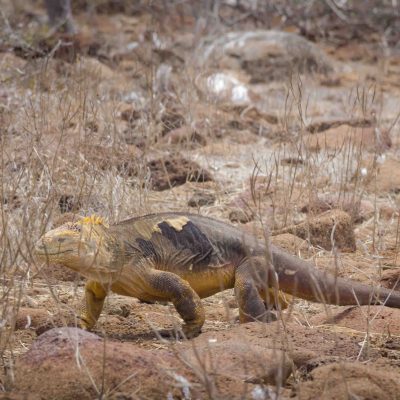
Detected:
[{"left": 34, "top": 212, "right": 400, "bottom": 337}]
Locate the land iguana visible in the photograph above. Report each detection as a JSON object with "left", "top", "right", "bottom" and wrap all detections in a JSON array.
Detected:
[{"left": 34, "top": 212, "right": 400, "bottom": 337}]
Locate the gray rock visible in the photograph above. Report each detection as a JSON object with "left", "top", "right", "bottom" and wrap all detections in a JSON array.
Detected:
[{"left": 197, "top": 30, "right": 333, "bottom": 83}]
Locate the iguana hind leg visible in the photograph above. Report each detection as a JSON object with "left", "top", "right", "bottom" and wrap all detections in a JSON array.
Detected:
[
  {"left": 146, "top": 270, "right": 205, "bottom": 338},
  {"left": 235, "top": 256, "right": 287, "bottom": 323},
  {"left": 79, "top": 280, "right": 107, "bottom": 330}
]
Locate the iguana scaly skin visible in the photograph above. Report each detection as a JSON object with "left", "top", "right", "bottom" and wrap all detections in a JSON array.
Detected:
[{"left": 34, "top": 212, "right": 400, "bottom": 337}]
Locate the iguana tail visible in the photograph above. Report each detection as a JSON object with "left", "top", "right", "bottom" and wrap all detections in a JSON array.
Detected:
[{"left": 272, "top": 247, "right": 400, "bottom": 308}]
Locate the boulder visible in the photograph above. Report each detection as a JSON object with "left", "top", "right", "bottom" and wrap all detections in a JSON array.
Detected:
[
  {"left": 13, "top": 328, "right": 185, "bottom": 400},
  {"left": 303, "top": 125, "right": 391, "bottom": 153},
  {"left": 197, "top": 30, "right": 333, "bottom": 83},
  {"left": 274, "top": 209, "right": 356, "bottom": 252},
  {"left": 300, "top": 194, "right": 374, "bottom": 223},
  {"left": 297, "top": 362, "right": 400, "bottom": 400},
  {"left": 188, "top": 191, "right": 216, "bottom": 207}
]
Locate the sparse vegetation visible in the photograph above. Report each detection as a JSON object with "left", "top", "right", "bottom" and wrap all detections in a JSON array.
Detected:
[{"left": 0, "top": 1, "right": 400, "bottom": 399}]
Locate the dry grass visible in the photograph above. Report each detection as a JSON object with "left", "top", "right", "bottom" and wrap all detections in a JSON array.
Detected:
[{"left": 0, "top": 0, "right": 400, "bottom": 398}]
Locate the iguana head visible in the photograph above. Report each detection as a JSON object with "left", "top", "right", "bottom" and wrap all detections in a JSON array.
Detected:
[{"left": 34, "top": 215, "right": 113, "bottom": 279}]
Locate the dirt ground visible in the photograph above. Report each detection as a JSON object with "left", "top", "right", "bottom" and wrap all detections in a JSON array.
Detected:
[{"left": 1, "top": 1, "right": 400, "bottom": 399}]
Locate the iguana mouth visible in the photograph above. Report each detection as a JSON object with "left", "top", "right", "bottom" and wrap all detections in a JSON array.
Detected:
[{"left": 35, "top": 249, "right": 73, "bottom": 256}]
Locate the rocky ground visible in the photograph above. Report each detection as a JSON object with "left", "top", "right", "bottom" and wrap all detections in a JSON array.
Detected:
[{"left": 1, "top": 1, "right": 400, "bottom": 399}]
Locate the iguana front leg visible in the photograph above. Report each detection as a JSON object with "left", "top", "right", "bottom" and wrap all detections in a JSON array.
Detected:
[
  {"left": 145, "top": 270, "right": 205, "bottom": 338},
  {"left": 79, "top": 280, "right": 107, "bottom": 330}
]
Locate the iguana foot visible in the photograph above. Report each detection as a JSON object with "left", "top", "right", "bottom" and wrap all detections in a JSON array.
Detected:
[
  {"left": 182, "top": 324, "right": 202, "bottom": 338},
  {"left": 78, "top": 316, "right": 94, "bottom": 331},
  {"left": 157, "top": 325, "right": 202, "bottom": 340}
]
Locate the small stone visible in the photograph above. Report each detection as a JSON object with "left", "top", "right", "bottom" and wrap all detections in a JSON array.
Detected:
[
  {"left": 59, "top": 195, "right": 81, "bottom": 213},
  {"left": 296, "top": 355, "right": 342, "bottom": 380},
  {"left": 15, "top": 308, "right": 77, "bottom": 335},
  {"left": 147, "top": 156, "right": 213, "bottom": 191},
  {"left": 379, "top": 204, "right": 398, "bottom": 220},
  {"left": 163, "top": 126, "right": 207, "bottom": 147},
  {"left": 161, "top": 110, "right": 185, "bottom": 135},
  {"left": 271, "top": 233, "right": 309, "bottom": 256},
  {"left": 1, "top": 194, "right": 21, "bottom": 210},
  {"left": 280, "top": 157, "right": 305, "bottom": 166},
  {"left": 84, "top": 120, "right": 98, "bottom": 132},
  {"left": 188, "top": 192, "right": 216, "bottom": 207},
  {"left": 380, "top": 269, "right": 400, "bottom": 292},
  {"left": 119, "top": 104, "right": 141, "bottom": 122},
  {"left": 228, "top": 208, "right": 254, "bottom": 224}
]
